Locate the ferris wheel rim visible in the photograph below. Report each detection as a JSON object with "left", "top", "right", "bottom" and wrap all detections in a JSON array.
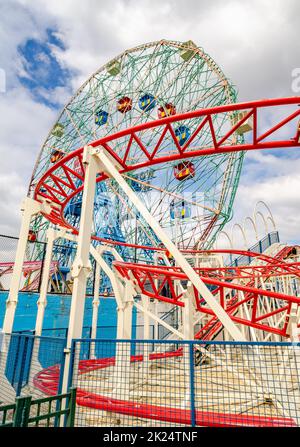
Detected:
[{"left": 29, "top": 39, "right": 235, "bottom": 193}]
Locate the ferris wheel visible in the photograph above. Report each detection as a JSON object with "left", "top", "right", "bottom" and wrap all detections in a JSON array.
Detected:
[{"left": 27, "top": 40, "right": 244, "bottom": 271}]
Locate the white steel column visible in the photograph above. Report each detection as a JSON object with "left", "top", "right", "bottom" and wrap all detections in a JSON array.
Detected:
[
  {"left": 61, "top": 146, "right": 98, "bottom": 394},
  {"left": 1, "top": 197, "right": 43, "bottom": 402},
  {"left": 142, "top": 294, "right": 150, "bottom": 340},
  {"left": 89, "top": 245, "right": 124, "bottom": 309},
  {"left": 182, "top": 283, "right": 195, "bottom": 340},
  {"left": 3, "top": 197, "right": 42, "bottom": 334},
  {"left": 28, "top": 227, "right": 57, "bottom": 385},
  {"left": 113, "top": 282, "right": 134, "bottom": 399},
  {"left": 94, "top": 148, "right": 245, "bottom": 342},
  {"left": 90, "top": 254, "right": 101, "bottom": 359},
  {"left": 35, "top": 227, "right": 56, "bottom": 336}
]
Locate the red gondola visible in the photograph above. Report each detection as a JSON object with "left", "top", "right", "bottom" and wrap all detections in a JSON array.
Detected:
[
  {"left": 28, "top": 230, "right": 37, "bottom": 242},
  {"left": 117, "top": 96, "right": 132, "bottom": 113},
  {"left": 174, "top": 161, "right": 195, "bottom": 181},
  {"left": 50, "top": 149, "right": 65, "bottom": 164},
  {"left": 157, "top": 103, "right": 176, "bottom": 119}
]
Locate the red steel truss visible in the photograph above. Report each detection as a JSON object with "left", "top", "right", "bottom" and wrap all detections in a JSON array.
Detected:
[
  {"left": 31, "top": 97, "right": 300, "bottom": 339},
  {"left": 113, "top": 246, "right": 300, "bottom": 338},
  {"left": 34, "top": 97, "right": 300, "bottom": 235}
]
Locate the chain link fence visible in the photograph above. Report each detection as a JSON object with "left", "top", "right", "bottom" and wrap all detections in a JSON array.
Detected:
[
  {"left": 1, "top": 335, "right": 300, "bottom": 427},
  {"left": 0, "top": 333, "right": 66, "bottom": 405},
  {"left": 69, "top": 339, "right": 300, "bottom": 427}
]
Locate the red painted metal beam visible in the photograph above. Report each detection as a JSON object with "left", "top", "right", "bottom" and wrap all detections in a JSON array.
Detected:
[
  {"left": 33, "top": 97, "right": 300, "bottom": 235},
  {"left": 113, "top": 258, "right": 300, "bottom": 337}
]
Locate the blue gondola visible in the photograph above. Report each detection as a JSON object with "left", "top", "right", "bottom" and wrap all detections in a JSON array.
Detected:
[
  {"left": 129, "top": 170, "right": 154, "bottom": 192},
  {"left": 175, "top": 125, "right": 191, "bottom": 146},
  {"left": 138, "top": 94, "right": 156, "bottom": 112},
  {"left": 95, "top": 109, "right": 109, "bottom": 126},
  {"left": 131, "top": 179, "right": 143, "bottom": 192}
]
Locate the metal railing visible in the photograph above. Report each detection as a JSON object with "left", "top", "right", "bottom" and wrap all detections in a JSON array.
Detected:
[
  {"left": 0, "top": 388, "right": 76, "bottom": 427},
  {"left": 1, "top": 333, "right": 66, "bottom": 400},
  {"left": 0, "top": 234, "right": 95, "bottom": 295},
  {"left": 231, "top": 231, "right": 280, "bottom": 267},
  {"left": 68, "top": 338, "right": 300, "bottom": 427},
  {"left": 1, "top": 333, "right": 300, "bottom": 427}
]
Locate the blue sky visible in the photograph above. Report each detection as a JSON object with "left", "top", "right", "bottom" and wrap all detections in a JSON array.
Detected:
[
  {"left": 0, "top": 0, "right": 299, "bottom": 245},
  {"left": 17, "top": 28, "right": 73, "bottom": 108}
]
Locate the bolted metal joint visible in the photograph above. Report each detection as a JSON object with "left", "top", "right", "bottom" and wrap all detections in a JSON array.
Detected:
[{"left": 71, "top": 258, "right": 92, "bottom": 279}]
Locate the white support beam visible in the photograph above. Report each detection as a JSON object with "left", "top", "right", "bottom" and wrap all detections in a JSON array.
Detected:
[
  {"left": 3, "top": 197, "right": 43, "bottom": 334},
  {"left": 94, "top": 148, "right": 245, "bottom": 341},
  {"left": 1, "top": 197, "right": 51, "bottom": 400},
  {"left": 53, "top": 226, "right": 135, "bottom": 400},
  {"left": 182, "top": 283, "right": 196, "bottom": 340},
  {"left": 28, "top": 228, "right": 58, "bottom": 386},
  {"left": 134, "top": 301, "right": 185, "bottom": 339},
  {"left": 89, "top": 245, "right": 124, "bottom": 309},
  {"left": 141, "top": 294, "right": 150, "bottom": 340},
  {"left": 90, "top": 249, "right": 101, "bottom": 359},
  {"left": 113, "top": 282, "right": 134, "bottom": 399},
  {"left": 53, "top": 229, "right": 133, "bottom": 342},
  {"left": 61, "top": 146, "right": 98, "bottom": 395},
  {"left": 35, "top": 228, "right": 56, "bottom": 336}
]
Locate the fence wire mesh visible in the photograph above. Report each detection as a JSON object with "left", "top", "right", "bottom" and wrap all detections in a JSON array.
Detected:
[
  {"left": 70, "top": 339, "right": 300, "bottom": 428},
  {"left": 2, "top": 334, "right": 300, "bottom": 428},
  {"left": 0, "top": 333, "right": 65, "bottom": 405}
]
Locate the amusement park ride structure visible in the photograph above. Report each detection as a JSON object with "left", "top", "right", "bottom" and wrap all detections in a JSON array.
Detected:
[{"left": 1, "top": 40, "right": 300, "bottom": 426}]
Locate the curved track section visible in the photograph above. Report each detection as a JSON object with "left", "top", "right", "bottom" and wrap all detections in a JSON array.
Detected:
[
  {"left": 32, "top": 247, "right": 300, "bottom": 425},
  {"left": 33, "top": 353, "right": 297, "bottom": 427},
  {"left": 34, "top": 97, "right": 300, "bottom": 236},
  {"left": 0, "top": 260, "right": 58, "bottom": 292},
  {"left": 114, "top": 247, "right": 300, "bottom": 339},
  {"left": 31, "top": 98, "right": 300, "bottom": 424}
]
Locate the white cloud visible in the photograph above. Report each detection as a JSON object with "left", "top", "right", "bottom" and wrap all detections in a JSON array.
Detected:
[
  {"left": 0, "top": 0, "right": 299, "bottom": 244},
  {"left": 0, "top": 86, "right": 56, "bottom": 234},
  {"left": 227, "top": 153, "right": 300, "bottom": 245},
  {"left": 0, "top": 172, "right": 27, "bottom": 235}
]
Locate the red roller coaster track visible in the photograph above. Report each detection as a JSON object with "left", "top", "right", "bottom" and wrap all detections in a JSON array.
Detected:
[
  {"left": 32, "top": 97, "right": 300, "bottom": 340},
  {"left": 0, "top": 260, "right": 59, "bottom": 291},
  {"left": 113, "top": 255, "right": 300, "bottom": 338},
  {"left": 34, "top": 97, "right": 300, "bottom": 237},
  {"left": 31, "top": 98, "right": 300, "bottom": 426}
]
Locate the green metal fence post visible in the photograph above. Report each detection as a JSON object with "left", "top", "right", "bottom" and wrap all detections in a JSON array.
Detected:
[
  {"left": 13, "top": 395, "right": 32, "bottom": 427},
  {"left": 66, "top": 388, "right": 77, "bottom": 427}
]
